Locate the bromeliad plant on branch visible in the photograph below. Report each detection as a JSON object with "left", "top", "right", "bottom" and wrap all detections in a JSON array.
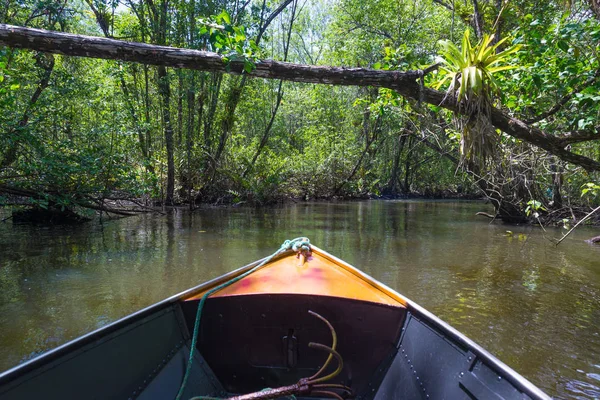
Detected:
[{"left": 434, "top": 29, "right": 522, "bottom": 168}]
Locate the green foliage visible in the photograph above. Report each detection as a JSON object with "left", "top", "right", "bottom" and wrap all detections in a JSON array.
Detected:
[
  {"left": 525, "top": 199, "right": 546, "bottom": 217},
  {"left": 372, "top": 45, "right": 413, "bottom": 71},
  {"left": 199, "top": 10, "right": 260, "bottom": 73},
  {"left": 581, "top": 182, "right": 600, "bottom": 199},
  {"left": 504, "top": 11, "right": 600, "bottom": 131}
]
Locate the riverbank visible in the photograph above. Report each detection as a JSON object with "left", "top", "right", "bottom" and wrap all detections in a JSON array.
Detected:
[
  {"left": 3, "top": 192, "right": 600, "bottom": 230},
  {"left": 0, "top": 188, "right": 484, "bottom": 223}
]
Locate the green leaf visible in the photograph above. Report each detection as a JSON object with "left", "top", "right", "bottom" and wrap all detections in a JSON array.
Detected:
[
  {"left": 235, "top": 31, "right": 246, "bottom": 42},
  {"left": 217, "top": 10, "right": 231, "bottom": 24},
  {"left": 557, "top": 40, "right": 569, "bottom": 52},
  {"left": 581, "top": 182, "right": 600, "bottom": 198},
  {"left": 487, "top": 65, "right": 517, "bottom": 73},
  {"left": 243, "top": 60, "right": 255, "bottom": 74}
]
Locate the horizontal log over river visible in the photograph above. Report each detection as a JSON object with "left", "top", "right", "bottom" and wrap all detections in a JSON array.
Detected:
[
  {"left": 1, "top": 24, "right": 598, "bottom": 171},
  {"left": 0, "top": 24, "right": 422, "bottom": 88}
]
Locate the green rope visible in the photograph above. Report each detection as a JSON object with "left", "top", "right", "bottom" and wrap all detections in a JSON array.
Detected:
[{"left": 176, "top": 237, "right": 311, "bottom": 400}]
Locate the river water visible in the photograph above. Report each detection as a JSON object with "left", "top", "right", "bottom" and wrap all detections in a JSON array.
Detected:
[{"left": 0, "top": 200, "right": 599, "bottom": 398}]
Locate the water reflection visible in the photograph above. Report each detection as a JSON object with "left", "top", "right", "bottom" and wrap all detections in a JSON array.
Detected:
[{"left": 1, "top": 200, "right": 599, "bottom": 398}]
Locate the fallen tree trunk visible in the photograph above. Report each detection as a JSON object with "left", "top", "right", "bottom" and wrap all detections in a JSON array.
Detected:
[
  {"left": 0, "top": 24, "right": 421, "bottom": 88},
  {"left": 1, "top": 24, "right": 599, "bottom": 171},
  {"left": 0, "top": 184, "right": 147, "bottom": 218}
]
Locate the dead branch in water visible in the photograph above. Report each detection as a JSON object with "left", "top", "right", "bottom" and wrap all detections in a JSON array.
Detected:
[
  {"left": 0, "top": 184, "right": 161, "bottom": 219},
  {"left": 476, "top": 211, "right": 497, "bottom": 219},
  {"left": 555, "top": 205, "right": 600, "bottom": 246}
]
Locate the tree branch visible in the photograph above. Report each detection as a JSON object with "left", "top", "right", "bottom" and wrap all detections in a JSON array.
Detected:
[
  {"left": 256, "top": 0, "right": 294, "bottom": 44},
  {"left": 432, "top": 0, "right": 454, "bottom": 11},
  {"left": 471, "top": 0, "right": 484, "bottom": 39},
  {"left": 555, "top": 127, "right": 600, "bottom": 146},
  {"left": 419, "top": 87, "right": 600, "bottom": 171},
  {"left": 524, "top": 70, "right": 600, "bottom": 124},
  {"left": 555, "top": 205, "right": 600, "bottom": 246},
  {"left": 83, "top": 0, "right": 111, "bottom": 37}
]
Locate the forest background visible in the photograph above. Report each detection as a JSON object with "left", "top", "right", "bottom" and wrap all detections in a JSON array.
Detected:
[{"left": 1, "top": 0, "right": 599, "bottom": 225}]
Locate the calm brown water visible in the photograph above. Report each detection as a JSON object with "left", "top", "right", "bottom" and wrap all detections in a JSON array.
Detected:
[{"left": 1, "top": 200, "right": 599, "bottom": 398}]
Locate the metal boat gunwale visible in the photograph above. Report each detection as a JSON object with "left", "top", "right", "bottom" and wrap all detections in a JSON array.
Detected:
[
  {"left": 314, "top": 246, "right": 551, "bottom": 400},
  {"left": 0, "top": 245, "right": 551, "bottom": 400},
  {"left": 0, "top": 253, "right": 272, "bottom": 386}
]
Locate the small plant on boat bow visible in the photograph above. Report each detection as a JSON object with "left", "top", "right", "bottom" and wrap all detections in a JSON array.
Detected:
[{"left": 434, "top": 29, "right": 522, "bottom": 168}]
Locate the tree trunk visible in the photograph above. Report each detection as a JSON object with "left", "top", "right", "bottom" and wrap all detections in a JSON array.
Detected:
[
  {"left": 589, "top": 0, "right": 600, "bottom": 20},
  {"left": 177, "top": 70, "right": 184, "bottom": 146},
  {"left": 245, "top": 0, "right": 298, "bottom": 177},
  {"left": 207, "top": 0, "right": 295, "bottom": 176},
  {"left": 196, "top": 74, "right": 206, "bottom": 142},
  {"left": 402, "top": 135, "right": 414, "bottom": 193},
  {"left": 1, "top": 52, "right": 54, "bottom": 168},
  {"left": 213, "top": 77, "right": 244, "bottom": 167},
  {"left": 493, "top": 0, "right": 503, "bottom": 46},
  {"left": 156, "top": 0, "right": 175, "bottom": 205},
  {"left": 387, "top": 132, "right": 407, "bottom": 194},
  {"left": 203, "top": 73, "right": 222, "bottom": 153},
  {"left": 143, "top": 64, "right": 153, "bottom": 164},
  {"left": 85, "top": 1, "right": 156, "bottom": 173},
  {"left": 186, "top": 82, "right": 195, "bottom": 208},
  {"left": 334, "top": 106, "right": 380, "bottom": 195},
  {"left": 244, "top": 80, "right": 284, "bottom": 177},
  {"left": 471, "top": 0, "right": 484, "bottom": 39},
  {"left": 119, "top": 73, "right": 149, "bottom": 161},
  {"left": 158, "top": 65, "right": 175, "bottom": 205},
  {"left": 550, "top": 158, "right": 563, "bottom": 209},
  {"left": 0, "top": 25, "right": 421, "bottom": 87}
]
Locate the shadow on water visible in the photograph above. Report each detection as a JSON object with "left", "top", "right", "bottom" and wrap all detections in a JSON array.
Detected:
[{"left": 1, "top": 200, "right": 599, "bottom": 398}]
